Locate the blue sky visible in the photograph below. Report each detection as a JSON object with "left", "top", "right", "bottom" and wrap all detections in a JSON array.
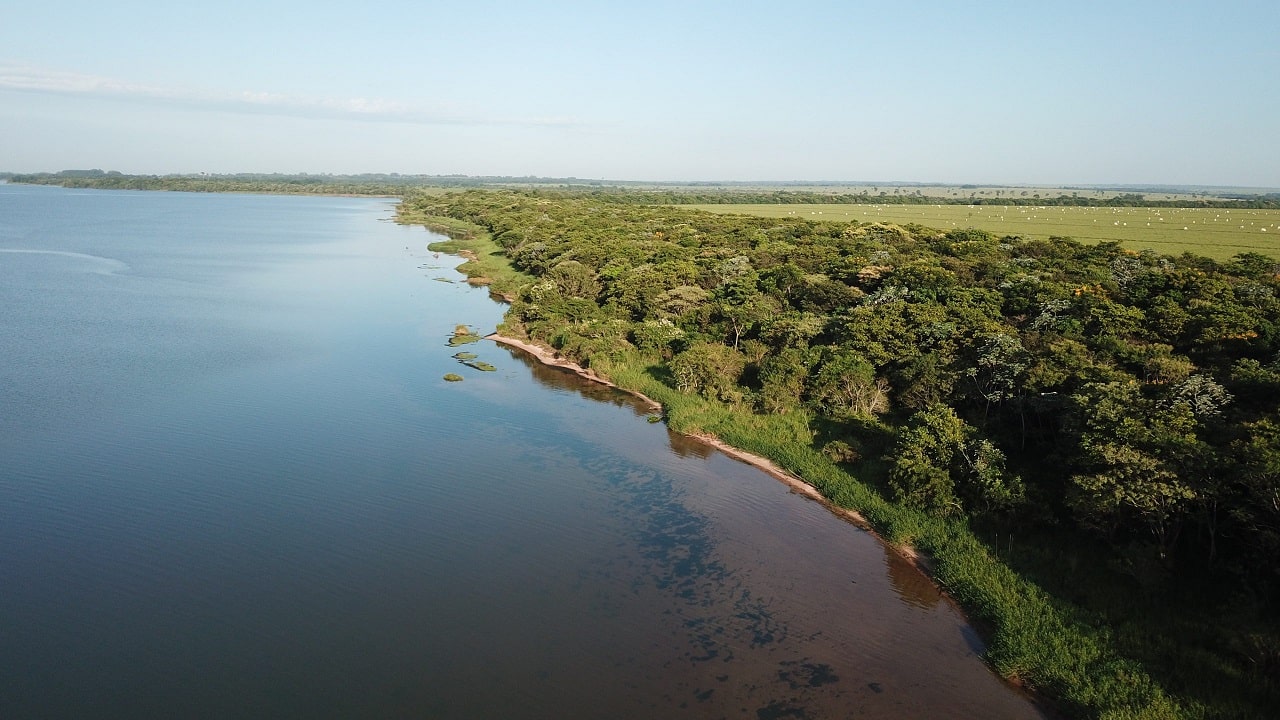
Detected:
[{"left": 2, "top": 1, "right": 1277, "bottom": 185}]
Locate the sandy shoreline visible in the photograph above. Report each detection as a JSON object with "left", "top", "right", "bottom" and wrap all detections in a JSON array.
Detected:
[
  {"left": 485, "top": 332, "right": 662, "bottom": 411},
  {"left": 483, "top": 331, "right": 927, "bottom": 564},
  {"left": 685, "top": 431, "right": 874, "bottom": 527}
]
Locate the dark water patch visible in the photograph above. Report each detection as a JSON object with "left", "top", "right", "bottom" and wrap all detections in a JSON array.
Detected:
[
  {"left": 778, "top": 660, "right": 840, "bottom": 689},
  {"left": 757, "top": 700, "right": 813, "bottom": 719}
]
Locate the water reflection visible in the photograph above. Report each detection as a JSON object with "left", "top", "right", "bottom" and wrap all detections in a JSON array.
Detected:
[
  {"left": 495, "top": 338, "right": 1047, "bottom": 719},
  {"left": 666, "top": 429, "right": 715, "bottom": 459},
  {"left": 884, "top": 545, "right": 943, "bottom": 610},
  {"left": 493, "top": 337, "right": 946, "bottom": 613},
  {"left": 490, "top": 343, "right": 720, "bottom": 461},
  {"left": 495, "top": 344, "right": 654, "bottom": 417}
]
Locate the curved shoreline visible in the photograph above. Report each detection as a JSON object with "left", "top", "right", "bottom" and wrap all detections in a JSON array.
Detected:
[
  {"left": 484, "top": 331, "right": 929, "bottom": 569},
  {"left": 485, "top": 332, "right": 662, "bottom": 411},
  {"left": 411, "top": 203, "right": 1184, "bottom": 720}
]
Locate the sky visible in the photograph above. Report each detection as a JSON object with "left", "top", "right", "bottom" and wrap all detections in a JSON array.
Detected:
[{"left": 2, "top": 1, "right": 1277, "bottom": 186}]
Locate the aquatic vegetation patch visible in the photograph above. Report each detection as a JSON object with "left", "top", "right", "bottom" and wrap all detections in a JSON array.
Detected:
[
  {"left": 448, "top": 323, "right": 482, "bottom": 346},
  {"left": 442, "top": 373, "right": 464, "bottom": 382}
]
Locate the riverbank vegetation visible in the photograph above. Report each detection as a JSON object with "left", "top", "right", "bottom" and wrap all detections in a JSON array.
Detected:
[
  {"left": 399, "top": 188, "right": 1280, "bottom": 719},
  {"left": 397, "top": 205, "right": 534, "bottom": 298}
]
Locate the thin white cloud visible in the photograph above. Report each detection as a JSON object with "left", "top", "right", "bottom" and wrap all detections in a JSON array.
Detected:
[{"left": 0, "top": 62, "right": 576, "bottom": 128}]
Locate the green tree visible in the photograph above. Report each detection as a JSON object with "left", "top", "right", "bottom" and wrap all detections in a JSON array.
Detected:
[
  {"left": 888, "top": 405, "right": 1023, "bottom": 515},
  {"left": 757, "top": 347, "right": 816, "bottom": 415},
  {"left": 959, "top": 332, "right": 1028, "bottom": 422},
  {"left": 890, "top": 351, "right": 957, "bottom": 411},
  {"left": 668, "top": 342, "right": 746, "bottom": 403},
  {"left": 808, "top": 350, "right": 890, "bottom": 419},
  {"left": 547, "top": 260, "right": 601, "bottom": 299},
  {"left": 1067, "top": 382, "right": 1198, "bottom": 557},
  {"left": 1233, "top": 419, "right": 1280, "bottom": 590}
]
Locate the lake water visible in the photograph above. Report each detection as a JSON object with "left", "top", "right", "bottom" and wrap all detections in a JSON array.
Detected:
[{"left": 0, "top": 184, "right": 1046, "bottom": 719}]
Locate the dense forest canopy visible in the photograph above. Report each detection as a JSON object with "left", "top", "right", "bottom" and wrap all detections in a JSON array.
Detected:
[{"left": 404, "top": 188, "right": 1280, "bottom": 719}]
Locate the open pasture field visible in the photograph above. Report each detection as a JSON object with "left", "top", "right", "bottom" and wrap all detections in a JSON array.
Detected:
[
  {"left": 699, "top": 185, "right": 1215, "bottom": 202},
  {"left": 693, "top": 203, "right": 1280, "bottom": 260}
]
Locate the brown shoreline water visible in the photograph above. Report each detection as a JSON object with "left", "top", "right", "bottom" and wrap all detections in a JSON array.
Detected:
[
  {"left": 481, "top": 333, "right": 1049, "bottom": 712},
  {"left": 486, "top": 333, "right": 937, "bottom": 575}
]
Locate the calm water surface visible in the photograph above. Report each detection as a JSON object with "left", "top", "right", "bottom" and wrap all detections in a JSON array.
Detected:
[{"left": 0, "top": 184, "right": 1046, "bottom": 719}]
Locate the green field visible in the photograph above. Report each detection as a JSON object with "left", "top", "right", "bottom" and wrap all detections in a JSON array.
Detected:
[
  {"left": 680, "top": 185, "right": 1223, "bottom": 202},
  {"left": 693, "top": 203, "right": 1280, "bottom": 260}
]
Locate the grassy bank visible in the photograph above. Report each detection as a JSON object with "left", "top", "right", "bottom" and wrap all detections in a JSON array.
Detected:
[
  {"left": 587, "top": 350, "right": 1190, "bottom": 720},
  {"left": 589, "top": 344, "right": 1275, "bottom": 719},
  {"left": 394, "top": 206, "right": 533, "bottom": 297}
]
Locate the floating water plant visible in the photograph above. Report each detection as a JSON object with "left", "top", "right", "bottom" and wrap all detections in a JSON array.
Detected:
[
  {"left": 452, "top": 352, "right": 478, "bottom": 361},
  {"left": 463, "top": 361, "right": 497, "bottom": 372},
  {"left": 442, "top": 373, "right": 464, "bottom": 382},
  {"left": 448, "top": 323, "right": 482, "bottom": 346}
]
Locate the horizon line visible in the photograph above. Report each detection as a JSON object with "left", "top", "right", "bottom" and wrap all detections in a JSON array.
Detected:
[{"left": 2, "top": 171, "right": 1278, "bottom": 193}]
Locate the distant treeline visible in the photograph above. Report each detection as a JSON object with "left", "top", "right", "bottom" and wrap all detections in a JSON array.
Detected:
[
  {"left": 8, "top": 172, "right": 385, "bottom": 195},
  {"left": 7, "top": 171, "right": 1279, "bottom": 209},
  {"left": 3, "top": 170, "right": 626, "bottom": 196}
]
